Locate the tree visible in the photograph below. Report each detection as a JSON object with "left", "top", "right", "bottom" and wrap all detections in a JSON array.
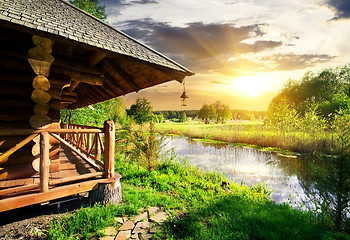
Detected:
[
  {"left": 127, "top": 97, "right": 154, "bottom": 124},
  {"left": 301, "top": 109, "right": 350, "bottom": 231},
  {"left": 60, "top": 97, "right": 126, "bottom": 127},
  {"left": 198, "top": 101, "right": 231, "bottom": 124},
  {"left": 69, "top": 0, "right": 107, "bottom": 21},
  {"left": 198, "top": 103, "right": 216, "bottom": 124},
  {"left": 269, "top": 64, "right": 350, "bottom": 117},
  {"left": 213, "top": 101, "right": 231, "bottom": 123},
  {"left": 179, "top": 111, "right": 188, "bottom": 122},
  {"left": 266, "top": 97, "right": 300, "bottom": 134},
  {"left": 105, "top": 98, "right": 128, "bottom": 126}
]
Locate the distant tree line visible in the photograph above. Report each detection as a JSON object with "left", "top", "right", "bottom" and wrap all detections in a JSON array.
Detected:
[
  {"left": 155, "top": 109, "right": 265, "bottom": 123},
  {"left": 154, "top": 110, "right": 197, "bottom": 122}
]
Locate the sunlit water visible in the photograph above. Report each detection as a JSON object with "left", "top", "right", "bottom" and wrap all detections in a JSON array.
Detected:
[{"left": 162, "top": 136, "right": 308, "bottom": 206}]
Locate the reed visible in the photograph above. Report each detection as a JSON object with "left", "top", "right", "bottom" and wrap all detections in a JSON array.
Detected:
[{"left": 156, "top": 120, "right": 334, "bottom": 154}]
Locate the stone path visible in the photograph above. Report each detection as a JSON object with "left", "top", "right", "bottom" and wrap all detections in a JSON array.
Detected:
[{"left": 99, "top": 207, "right": 168, "bottom": 240}]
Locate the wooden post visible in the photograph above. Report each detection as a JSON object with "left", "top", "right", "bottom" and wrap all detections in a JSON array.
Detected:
[
  {"left": 40, "top": 131, "right": 50, "bottom": 193},
  {"left": 103, "top": 121, "right": 115, "bottom": 178},
  {"left": 86, "top": 133, "right": 91, "bottom": 154},
  {"left": 95, "top": 133, "right": 101, "bottom": 161}
]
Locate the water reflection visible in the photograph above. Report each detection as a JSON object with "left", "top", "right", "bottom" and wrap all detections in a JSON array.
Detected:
[{"left": 162, "top": 136, "right": 307, "bottom": 205}]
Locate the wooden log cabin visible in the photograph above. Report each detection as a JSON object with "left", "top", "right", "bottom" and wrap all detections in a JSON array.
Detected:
[{"left": 0, "top": 0, "right": 193, "bottom": 212}]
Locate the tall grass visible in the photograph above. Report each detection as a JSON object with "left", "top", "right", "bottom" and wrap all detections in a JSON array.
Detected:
[
  {"left": 156, "top": 118, "right": 336, "bottom": 154},
  {"left": 157, "top": 104, "right": 350, "bottom": 154}
]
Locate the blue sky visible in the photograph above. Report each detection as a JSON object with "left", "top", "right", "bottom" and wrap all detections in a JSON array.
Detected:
[{"left": 99, "top": 0, "right": 350, "bottom": 110}]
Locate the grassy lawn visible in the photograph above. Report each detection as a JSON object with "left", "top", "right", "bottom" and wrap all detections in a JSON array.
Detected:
[{"left": 47, "top": 155, "right": 347, "bottom": 239}]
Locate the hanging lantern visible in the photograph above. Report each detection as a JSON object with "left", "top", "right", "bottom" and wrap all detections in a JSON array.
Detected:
[{"left": 180, "top": 80, "right": 189, "bottom": 106}]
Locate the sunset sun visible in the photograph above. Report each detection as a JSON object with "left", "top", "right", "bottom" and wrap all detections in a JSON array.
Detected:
[{"left": 233, "top": 76, "right": 272, "bottom": 97}]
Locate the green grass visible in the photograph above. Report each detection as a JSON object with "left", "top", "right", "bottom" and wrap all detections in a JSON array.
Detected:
[
  {"left": 48, "top": 203, "right": 118, "bottom": 240},
  {"left": 47, "top": 155, "right": 348, "bottom": 239}
]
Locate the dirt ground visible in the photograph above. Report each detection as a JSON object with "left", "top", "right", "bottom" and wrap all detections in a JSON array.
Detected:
[{"left": 0, "top": 195, "right": 89, "bottom": 240}]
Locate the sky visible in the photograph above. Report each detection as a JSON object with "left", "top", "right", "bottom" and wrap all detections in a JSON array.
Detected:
[{"left": 99, "top": 0, "right": 350, "bottom": 111}]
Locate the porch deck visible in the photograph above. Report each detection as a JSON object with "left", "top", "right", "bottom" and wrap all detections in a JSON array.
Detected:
[
  {"left": 0, "top": 144, "right": 101, "bottom": 198},
  {"left": 0, "top": 122, "right": 117, "bottom": 212}
]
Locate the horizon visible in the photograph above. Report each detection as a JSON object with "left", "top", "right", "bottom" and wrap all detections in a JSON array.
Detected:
[{"left": 100, "top": 0, "right": 350, "bottom": 111}]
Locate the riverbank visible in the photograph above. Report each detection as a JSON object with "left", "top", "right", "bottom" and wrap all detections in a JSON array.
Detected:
[
  {"left": 156, "top": 121, "right": 331, "bottom": 154},
  {"left": 46, "top": 156, "right": 346, "bottom": 239}
]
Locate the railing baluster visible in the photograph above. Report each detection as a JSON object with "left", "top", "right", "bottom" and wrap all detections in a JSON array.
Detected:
[
  {"left": 86, "top": 133, "right": 90, "bottom": 155},
  {"left": 95, "top": 133, "right": 101, "bottom": 161}
]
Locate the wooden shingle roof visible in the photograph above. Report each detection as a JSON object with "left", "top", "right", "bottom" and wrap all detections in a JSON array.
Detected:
[
  {"left": 0, "top": 0, "right": 193, "bottom": 109},
  {"left": 0, "top": 0, "right": 192, "bottom": 74}
]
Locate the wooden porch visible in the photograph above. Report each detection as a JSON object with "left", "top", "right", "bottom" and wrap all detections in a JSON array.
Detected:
[{"left": 0, "top": 121, "right": 119, "bottom": 212}]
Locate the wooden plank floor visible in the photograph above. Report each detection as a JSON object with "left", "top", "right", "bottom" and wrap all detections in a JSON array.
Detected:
[{"left": 0, "top": 144, "right": 99, "bottom": 191}]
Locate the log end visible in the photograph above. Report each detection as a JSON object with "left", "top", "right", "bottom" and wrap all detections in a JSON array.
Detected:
[{"left": 88, "top": 177, "right": 122, "bottom": 206}]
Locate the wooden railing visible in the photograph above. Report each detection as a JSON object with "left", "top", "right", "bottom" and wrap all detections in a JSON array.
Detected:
[
  {"left": 0, "top": 121, "right": 115, "bottom": 194},
  {"left": 60, "top": 123, "right": 105, "bottom": 170}
]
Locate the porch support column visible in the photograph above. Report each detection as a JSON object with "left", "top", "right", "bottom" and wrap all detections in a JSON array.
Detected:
[
  {"left": 103, "top": 121, "right": 115, "bottom": 178},
  {"left": 40, "top": 131, "right": 50, "bottom": 193}
]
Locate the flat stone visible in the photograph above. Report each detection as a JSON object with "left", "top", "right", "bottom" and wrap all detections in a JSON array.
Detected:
[
  {"left": 115, "top": 230, "right": 132, "bottom": 240},
  {"left": 140, "top": 233, "right": 154, "bottom": 240},
  {"left": 150, "top": 211, "right": 168, "bottom": 224},
  {"left": 122, "top": 216, "right": 128, "bottom": 222},
  {"left": 115, "top": 233, "right": 127, "bottom": 240},
  {"left": 148, "top": 207, "right": 161, "bottom": 216},
  {"left": 122, "top": 230, "right": 132, "bottom": 239},
  {"left": 132, "top": 228, "right": 147, "bottom": 235},
  {"left": 118, "top": 220, "right": 135, "bottom": 231},
  {"left": 131, "top": 233, "right": 139, "bottom": 240},
  {"left": 132, "top": 221, "right": 153, "bottom": 234},
  {"left": 104, "top": 226, "right": 117, "bottom": 236},
  {"left": 99, "top": 236, "right": 114, "bottom": 240},
  {"left": 115, "top": 217, "right": 124, "bottom": 224},
  {"left": 133, "top": 211, "right": 148, "bottom": 223}
]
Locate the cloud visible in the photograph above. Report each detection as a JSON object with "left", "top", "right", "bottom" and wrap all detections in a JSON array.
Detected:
[
  {"left": 101, "top": 0, "right": 158, "bottom": 17},
  {"left": 261, "top": 54, "right": 336, "bottom": 71},
  {"left": 130, "top": 0, "right": 158, "bottom": 4},
  {"left": 210, "top": 81, "right": 230, "bottom": 85},
  {"left": 326, "top": 0, "right": 350, "bottom": 19},
  {"left": 120, "top": 19, "right": 282, "bottom": 72},
  {"left": 101, "top": 0, "right": 157, "bottom": 5}
]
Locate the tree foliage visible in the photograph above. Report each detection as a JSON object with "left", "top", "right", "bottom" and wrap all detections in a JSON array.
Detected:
[
  {"left": 300, "top": 109, "right": 350, "bottom": 232},
  {"left": 155, "top": 110, "right": 198, "bottom": 121},
  {"left": 121, "top": 124, "right": 164, "bottom": 172},
  {"left": 69, "top": 0, "right": 107, "bottom": 21},
  {"left": 198, "top": 101, "right": 231, "bottom": 124},
  {"left": 127, "top": 97, "right": 155, "bottom": 124},
  {"left": 269, "top": 64, "right": 350, "bottom": 117},
  {"left": 266, "top": 97, "right": 300, "bottom": 133},
  {"left": 178, "top": 112, "right": 188, "bottom": 122},
  {"left": 61, "top": 98, "right": 127, "bottom": 127},
  {"left": 198, "top": 103, "right": 216, "bottom": 124}
]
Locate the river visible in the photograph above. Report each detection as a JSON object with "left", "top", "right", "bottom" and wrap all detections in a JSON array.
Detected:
[{"left": 162, "top": 136, "right": 310, "bottom": 206}]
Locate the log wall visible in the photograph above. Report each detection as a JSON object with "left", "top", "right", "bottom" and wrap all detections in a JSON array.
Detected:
[{"left": 0, "top": 28, "right": 68, "bottom": 181}]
